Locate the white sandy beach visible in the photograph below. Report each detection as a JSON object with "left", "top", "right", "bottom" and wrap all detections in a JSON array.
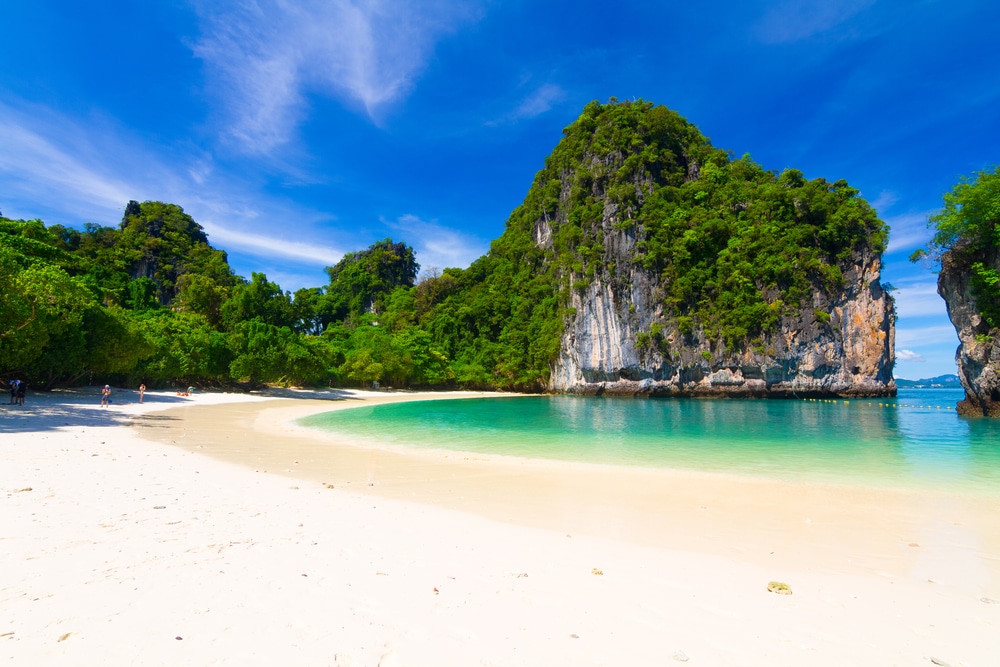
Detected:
[{"left": 2, "top": 387, "right": 998, "bottom": 666}]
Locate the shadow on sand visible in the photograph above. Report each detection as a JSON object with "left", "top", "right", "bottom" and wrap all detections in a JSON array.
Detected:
[
  {"left": 0, "top": 389, "right": 190, "bottom": 434},
  {"left": 0, "top": 386, "right": 375, "bottom": 435}
]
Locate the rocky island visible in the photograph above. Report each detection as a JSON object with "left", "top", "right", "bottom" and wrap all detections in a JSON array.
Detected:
[
  {"left": 920, "top": 167, "right": 1000, "bottom": 416},
  {"left": 939, "top": 252, "right": 1000, "bottom": 415},
  {"left": 507, "top": 100, "right": 896, "bottom": 396}
]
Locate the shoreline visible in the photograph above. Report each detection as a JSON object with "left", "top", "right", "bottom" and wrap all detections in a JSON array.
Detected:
[
  {"left": 288, "top": 389, "right": 988, "bottom": 498},
  {"left": 136, "top": 390, "right": 1000, "bottom": 574},
  {"left": 3, "top": 387, "right": 999, "bottom": 665}
]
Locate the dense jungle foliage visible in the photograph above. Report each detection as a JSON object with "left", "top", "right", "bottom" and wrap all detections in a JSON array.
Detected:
[
  {"left": 912, "top": 166, "right": 1000, "bottom": 328},
  {"left": 493, "top": 99, "right": 887, "bottom": 350},
  {"left": 1, "top": 100, "right": 889, "bottom": 391}
]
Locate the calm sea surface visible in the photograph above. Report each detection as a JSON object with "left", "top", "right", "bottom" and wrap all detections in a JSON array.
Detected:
[{"left": 299, "top": 389, "right": 1000, "bottom": 494}]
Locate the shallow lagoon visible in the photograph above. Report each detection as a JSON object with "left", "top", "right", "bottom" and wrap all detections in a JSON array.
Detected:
[{"left": 299, "top": 388, "right": 1000, "bottom": 495}]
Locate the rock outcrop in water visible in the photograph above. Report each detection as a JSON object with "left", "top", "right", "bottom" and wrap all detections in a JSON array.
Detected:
[
  {"left": 546, "top": 221, "right": 896, "bottom": 397},
  {"left": 383, "top": 100, "right": 897, "bottom": 396},
  {"left": 938, "top": 248, "right": 1000, "bottom": 416},
  {"left": 526, "top": 100, "right": 896, "bottom": 397}
]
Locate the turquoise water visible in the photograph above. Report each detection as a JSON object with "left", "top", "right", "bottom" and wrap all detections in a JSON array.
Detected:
[{"left": 299, "top": 389, "right": 1000, "bottom": 494}]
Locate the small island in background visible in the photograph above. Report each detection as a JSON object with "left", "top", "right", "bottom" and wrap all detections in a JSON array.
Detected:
[{"left": 894, "top": 374, "right": 961, "bottom": 388}]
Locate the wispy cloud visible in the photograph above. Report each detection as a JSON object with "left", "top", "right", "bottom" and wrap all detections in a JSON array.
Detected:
[
  {"left": 200, "top": 222, "right": 343, "bottom": 266},
  {"left": 0, "top": 99, "right": 343, "bottom": 270},
  {"left": 896, "top": 349, "right": 925, "bottom": 363},
  {"left": 191, "top": 0, "right": 482, "bottom": 154},
  {"left": 885, "top": 210, "right": 934, "bottom": 254},
  {"left": 383, "top": 214, "right": 487, "bottom": 273},
  {"left": 754, "top": 0, "right": 876, "bottom": 44},
  {"left": 896, "top": 325, "right": 958, "bottom": 347},
  {"left": 869, "top": 190, "right": 898, "bottom": 215},
  {"left": 487, "top": 83, "right": 566, "bottom": 126},
  {"left": 511, "top": 84, "right": 566, "bottom": 120},
  {"left": 0, "top": 103, "right": 139, "bottom": 221},
  {"left": 893, "top": 279, "right": 947, "bottom": 319}
]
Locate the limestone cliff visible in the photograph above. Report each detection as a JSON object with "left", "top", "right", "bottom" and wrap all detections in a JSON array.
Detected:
[
  {"left": 544, "top": 207, "right": 896, "bottom": 397},
  {"left": 430, "top": 100, "right": 898, "bottom": 395},
  {"left": 938, "top": 247, "right": 1000, "bottom": 416},
  {"left": 526, "top": 101, "right": 896, "bottom": 397}
]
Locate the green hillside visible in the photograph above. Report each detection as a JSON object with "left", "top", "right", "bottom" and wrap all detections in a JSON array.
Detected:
[{"left": 0, "top": 100, "right": 889, "bottom": 391}]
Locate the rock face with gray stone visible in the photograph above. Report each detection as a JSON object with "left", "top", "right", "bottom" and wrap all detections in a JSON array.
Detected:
[
  {"left": 542, "top": 203, "right": 896, "bottom": 398},
  {"left": 937, "top": 247, "right": 1000, "bottom": 416}
]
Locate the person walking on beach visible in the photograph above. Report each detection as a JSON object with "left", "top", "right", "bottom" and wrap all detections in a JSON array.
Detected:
[
  {"left": 101, "top": 384, "right": 111, "bottom": 407},
  {"left": 8, "top": 379, "right": 16, "bottom": 405},
  {"left": 138, "top": 383, "right": 146, "bottom": 404},
  {"left": 16, "top": 379, "right": 26, "bottom": 406}
]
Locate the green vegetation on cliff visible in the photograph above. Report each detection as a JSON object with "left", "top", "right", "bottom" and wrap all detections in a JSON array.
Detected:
[
  {"left": 401, "top": 101, "right": 887, "bottom": 388},
  {"left": 912, "top": 166, "right": 1000, "bottom": 327},
  {"left": 1, "top": 100, "right": 889, "bottom": 391}
]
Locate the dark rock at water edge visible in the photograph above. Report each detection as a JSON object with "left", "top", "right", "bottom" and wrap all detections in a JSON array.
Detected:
[{"left": 938, "top": 248, "right": 1000, "bottom": 416}]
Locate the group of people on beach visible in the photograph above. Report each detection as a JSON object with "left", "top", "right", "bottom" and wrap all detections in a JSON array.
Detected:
[
  {"left": 5, "top": 379, "right": 197, "bottom": 408},
  {"left": 101, "top": 383, "right": 148, "bottom": 407},
  {"left": 7, "top": 378, "right": 26, "bottom": 406},
  {"left": 99, "top": 383, "right": 198, "bottom": 406}
]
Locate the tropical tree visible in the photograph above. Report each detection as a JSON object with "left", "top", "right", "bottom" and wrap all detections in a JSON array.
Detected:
[{"left": 913, "top": 167, "right": 1000, "bottom": 326}]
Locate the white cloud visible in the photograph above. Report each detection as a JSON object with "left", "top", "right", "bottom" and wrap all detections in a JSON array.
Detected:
[
  {"left": 383, "top": 214, "right": 487, "bottom": 272},
  {"left": 896, "top": 349, "right": 925, "bottom": 363},
  {"left": 885, "top": 210, "right": 934, "bottom": 254},
  {"left": 895, "top": 325, "right": 958, "bottom": 347},
  {"left": 0, "top": 104, "right": 138, "bottom": 221},
  {"left": 200, "top": 221, "right": 342, "bottom": 266},
  {"left": 511, "top": 84, "right": 566, "bottom": 120},
  {"left": 869, "top": 190, "right": 898, "bottom": 215},
  {"left": 0, "top": 100, "right": 345, "bottom": 269},
  {"left": 191, "top": 0, "right": 482, "bottom": 153},
  {"left": 486, "top": 83, "right": 567, "bottom": 127},
  {"left": 754, "top": 0, "right": 876, "bottom": 44},
  {"left": 893, "top": 280, "right": 948, "bottom": 319}
]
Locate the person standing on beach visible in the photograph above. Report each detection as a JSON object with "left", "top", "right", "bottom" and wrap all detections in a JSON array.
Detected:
[
  {"left": 138, "top": 383, "right": 146, "bottom": 404},
  {"left": 16, "top": 380, "right": 26, "bottom": 406},
  {"left": 8, "top": 379, "right": 16, "bottom": 405},
  {"left": 101, "top": 384, "right": 111, "bottom": 407}
]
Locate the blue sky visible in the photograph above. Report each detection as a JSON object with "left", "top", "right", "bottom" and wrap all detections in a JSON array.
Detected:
[{"left": 1, "top": 1, "right": 997, "bottom": 379}]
